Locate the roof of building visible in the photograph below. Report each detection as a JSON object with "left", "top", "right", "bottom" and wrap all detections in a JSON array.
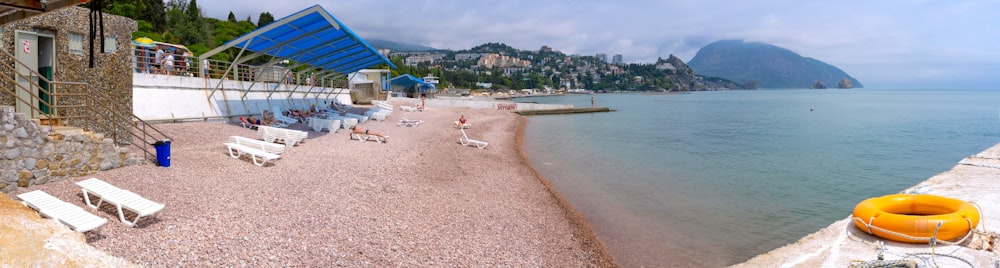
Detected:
[
  {"left": 389, "top": 74, "right": 435, "bottom": 89},
  {"left": 0, "top": 0, "right": 86, "bottom": 24},
  {"left": 199, "top": 4, "right": 395, "bottom": 75}
]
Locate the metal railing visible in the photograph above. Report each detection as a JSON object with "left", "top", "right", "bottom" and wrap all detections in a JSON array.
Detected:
[
  {"left": 132, "top": 46, "right": 351, "bottom": 88},
  {"left": 1, "top": 48, "right": 170, "bottom": 163}
]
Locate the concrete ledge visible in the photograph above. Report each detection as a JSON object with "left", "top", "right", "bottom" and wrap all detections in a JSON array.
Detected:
[{"left": 515, "top": 107, "right": 615, "bottom": 115}]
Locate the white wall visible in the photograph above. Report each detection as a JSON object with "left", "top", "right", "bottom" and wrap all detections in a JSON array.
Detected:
[
  {"left": 132, "top": 74, "right": 573, "bottom": 121},
  {"left": 133, "top": 73, "right": 352, "bottom": 121}
]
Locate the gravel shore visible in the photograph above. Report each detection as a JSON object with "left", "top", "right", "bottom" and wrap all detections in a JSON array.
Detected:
[{"left": 5, "top": 103, "right": 614, "bottom": 267}]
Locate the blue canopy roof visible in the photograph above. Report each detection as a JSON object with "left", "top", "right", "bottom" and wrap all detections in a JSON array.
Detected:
[
  {"left": 389, "top": 74, "right": 434, "bottom": 89},
  {"left": 200, "top": 5, "right": 395, "bottom": 74}
]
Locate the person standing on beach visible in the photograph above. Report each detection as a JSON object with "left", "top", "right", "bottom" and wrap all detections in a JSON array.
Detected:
[{"left": 420, "top": 94, "right": 427, "bottom": 110}]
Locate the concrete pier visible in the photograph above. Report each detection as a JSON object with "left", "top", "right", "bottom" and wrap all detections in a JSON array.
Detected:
[{"left": 514, "top": 107, "right": 615, "bottom": 115}]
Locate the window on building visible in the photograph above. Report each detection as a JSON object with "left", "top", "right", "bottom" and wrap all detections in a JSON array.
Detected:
[
  {"left": 68, "top": 33, "right": 84, "bottom": 54},
  {"left": 104, "top": 37, "right": 116, "bottom": 53}
]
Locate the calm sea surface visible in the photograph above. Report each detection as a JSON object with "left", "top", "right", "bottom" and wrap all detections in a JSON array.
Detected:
[{"left": 519, "top": 89, "right": 1000, "bottom": 267}]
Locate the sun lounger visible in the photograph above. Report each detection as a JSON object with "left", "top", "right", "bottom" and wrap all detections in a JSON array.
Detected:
[
  {"left": 400, "top": 106, "right": 417, "bottom": 112},
  {"left": 308, "top": 118, "right": 339, "bottom": 132},
  {"left": 256, "top": 126, "right": 308, "bottom": 146},
  {"left": 75, "top": 178, "right": 166, "bottom": 227},
  {"left": 343, "top": 112, "right": 369, "bottom": 123},
  {"left": 224, "top": 142, "right": 281, "bottom": 166},
  {"left": 459, "top": 129, "right": 488, "bottom": 149},
  {"left": 398, "top": 118, "right": 423, "bottom": 127},
  {"left": 270, "top": 106, "right": 298, "bottom": 126},
  {"left": 229, "top": 136, "right": 285, "bottom": 155},
  {"left": 16, "top": 190, "right": 108, "bottom": 233},
  {"left": 350, "top": 132, "right": 388, "bottom": 143},
  {"left": 371, "top": 100, "right": 394, "bottom": 111},
  {"left": 454, "top": 121, "right": 472, "bottom": 129},
  {"left": 366, "top": 109, "right": 392, "bottom": 121},
  {"left": 239, "top": 116, "right": 259, "bottom": 129}
]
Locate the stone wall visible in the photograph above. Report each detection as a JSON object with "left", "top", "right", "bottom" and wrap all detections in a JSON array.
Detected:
[
  {"left": 1, "top": 7, "right": 138, "bottom": 144},
  {"left": 0, "top": 106, "right": 141, "bottom": 193}
]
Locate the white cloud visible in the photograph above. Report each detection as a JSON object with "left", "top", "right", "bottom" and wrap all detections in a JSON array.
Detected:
[{"left": 195, "top": 0, "right": 1000, "bottom": 89}]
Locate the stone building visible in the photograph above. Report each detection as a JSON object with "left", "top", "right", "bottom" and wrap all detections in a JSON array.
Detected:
[
  {"left": 0, "top": 7, "right": 142, "bottom": 193},
  {"left": 1, "top": 6, "right": 136, "bottom": 141}
]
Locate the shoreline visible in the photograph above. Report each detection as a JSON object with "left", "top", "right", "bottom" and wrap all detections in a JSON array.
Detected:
[{"left": 513, "top": 116, "right": 617, "bottom": 266}]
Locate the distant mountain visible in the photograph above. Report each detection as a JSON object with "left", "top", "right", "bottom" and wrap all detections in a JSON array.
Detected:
[
  {"left": 366, "top": 38, "right": 436, "bottom": 52},
  {"left": 688, "top": 40, "right": 862, "bottom": 89}
]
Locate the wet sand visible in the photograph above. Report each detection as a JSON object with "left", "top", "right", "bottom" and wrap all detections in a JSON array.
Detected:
[{"left": 2, "top": 103, "right": 615, "bottom": 267}]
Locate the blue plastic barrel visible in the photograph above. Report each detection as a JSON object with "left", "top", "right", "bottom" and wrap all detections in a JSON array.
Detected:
[{"left": 152, "top": 140, "right": 171, "bottom": 167}]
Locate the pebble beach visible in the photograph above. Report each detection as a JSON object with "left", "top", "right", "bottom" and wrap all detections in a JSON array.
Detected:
[{"left": 2, "top": 103, "right": 614, "bottom": 267}]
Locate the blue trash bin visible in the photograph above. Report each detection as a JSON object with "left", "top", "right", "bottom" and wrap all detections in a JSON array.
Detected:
[{"left": 152, "top": 140, "right": 171, "bottom": 167}]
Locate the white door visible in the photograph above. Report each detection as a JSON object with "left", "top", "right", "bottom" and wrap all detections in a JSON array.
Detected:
[{"left": 15, "top": 31, "right": 38, "bottom": 116}]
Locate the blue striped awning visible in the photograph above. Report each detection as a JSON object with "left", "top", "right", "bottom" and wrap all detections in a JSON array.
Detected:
[{"left": 205, "top": 4, "right": 395, "bottom": 74}]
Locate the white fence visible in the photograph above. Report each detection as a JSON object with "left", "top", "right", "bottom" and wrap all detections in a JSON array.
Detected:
[{"left": 133, "top": 73, "right": 352, "bottom": 122}]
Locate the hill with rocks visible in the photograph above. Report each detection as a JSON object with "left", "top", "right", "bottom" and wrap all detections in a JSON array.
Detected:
[
  {"left": 657, "top": 55, "right": 757, "bottom": 91},
  {"left": 688, "top": 40, "right": 862, "bottom": 89}
]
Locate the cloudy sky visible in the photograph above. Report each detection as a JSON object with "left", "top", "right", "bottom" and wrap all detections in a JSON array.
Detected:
[{"left": 199, "top": 1, "right": 999, "bottom": 89}]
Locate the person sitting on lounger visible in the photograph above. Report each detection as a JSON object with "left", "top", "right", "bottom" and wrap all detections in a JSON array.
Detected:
[
  {"left": 261, "top": 110, "right": 274, "bottom": 126},
  {"left": 244, "top": 115, "right": 261, "bottom": 128},
  {"left": 454, "top": 115, "right": 471, "bottom": 128},
  {"left": 351, "top": 126, "right": 388, "bottom": 139},
  {"left": 290, "top": 109, "right": 309, "bottom": 121}
]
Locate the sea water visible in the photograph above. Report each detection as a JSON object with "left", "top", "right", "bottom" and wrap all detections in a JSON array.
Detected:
[{"left": 520, "top": 89, "right": 1000, "bottom": 267}]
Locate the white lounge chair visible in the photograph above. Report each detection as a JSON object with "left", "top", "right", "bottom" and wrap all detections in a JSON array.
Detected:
[
  {"left": 459, "top": 129, "right": 488, "bottom": 149},
  {"left": 16, "top": 190, "right": 108, "bottom": 233},
  {"left": 400, "top": 106, "right": 417, "bottom": 112},
  {"left": 224, "top": 142, "right": 281, "bottom": 166},
  {"left": 308, "top": 118, "right": 339, "bottom": 132},
  {"left": 75, "top": 178, "right": 166, "bottom": 227},
  {"left": 398, "top": 118, "right": 423, "bottom": 127},
  {"left": 454, "top": 121, "right": 472, "bottom": 129},
  {"left": 371, "top": 100, "right": 394, "bottom": 111},
  {"left": 270, "top": 106, "right": 298, "bottom": 126},
  {"left": 229, "top": 136, "right": 286, "bottom": 155},
  {"left": 350, "top": 132, "right": 388, "bottom": 143},
  {"left": 256, "top": 126, "right": 308, "bottom": 146}
]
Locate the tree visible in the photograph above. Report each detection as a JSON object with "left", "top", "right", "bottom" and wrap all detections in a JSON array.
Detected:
[
  {"left": 164, "top": 0, "right": 207, "bottom": 45},
  {"left": 257, "top": 12, "right": 274, "bottom": 28},
  {"left": 184, "top": 0, "right": 207, "bottom": 45},
  {"left": 227, "top": 11, "right": 237, "bottom": 23},
  {"left": 142, "top": 0, "right": 166, "bottom": 31}
]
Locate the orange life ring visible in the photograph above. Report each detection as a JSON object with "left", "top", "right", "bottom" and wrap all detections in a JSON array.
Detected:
[{"left": 852, "top": 194, "right": 979, "bottom": 243}]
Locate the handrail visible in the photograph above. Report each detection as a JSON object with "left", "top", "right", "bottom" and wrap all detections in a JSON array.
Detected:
[{"left": 0, "top": 48, "right": 170, "bottom": 163}]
